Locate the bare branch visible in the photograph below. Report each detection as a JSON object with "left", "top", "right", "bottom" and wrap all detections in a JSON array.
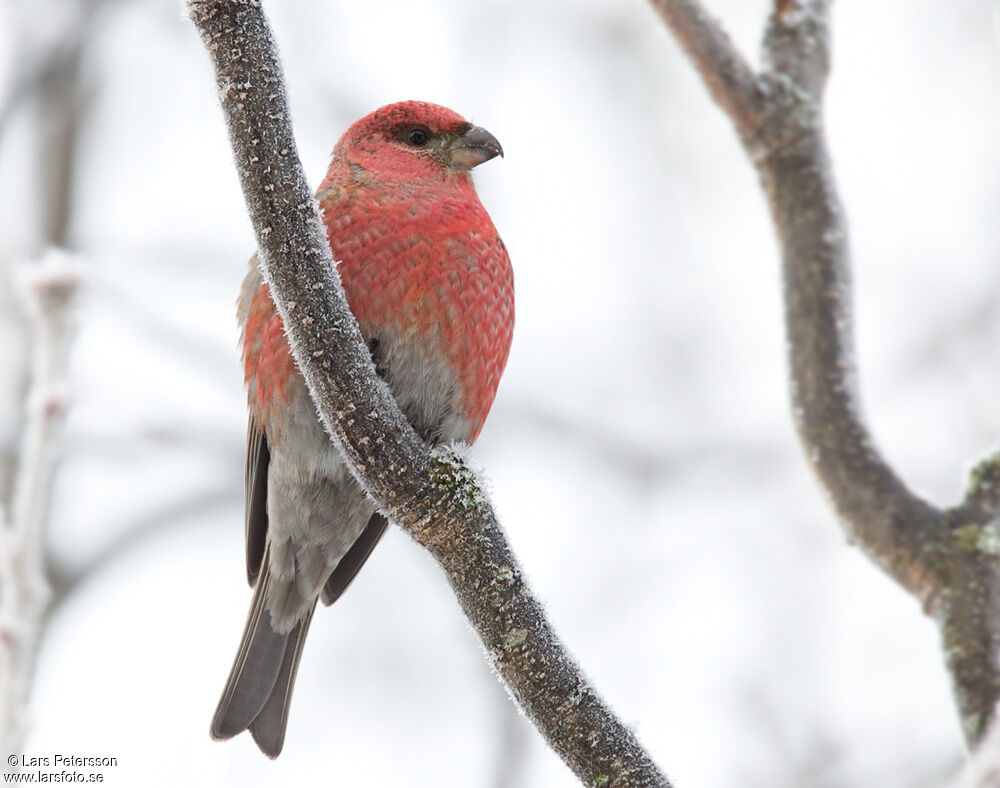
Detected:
[
  {"left": 187, "top": 1, "right": 670, "bottom": 783},
  {"left": 654, "top": 0, "right": 946, "bottom": 623},
  {"left": 759, "top": 121, "right": 948, "bottom": 604},
  {"left": 35, "top": 43, "right": 87, "bottom": 251},
  {"left": 753, "top": 5, "right": 1000, "bottom": 742},
  {"left": 648, "top": 0, "right": 766, "bottom": 144},
  {"left": 937, "top": 531, "right": 1000, "bottom": 744},
  {"left": 0, "top": 1, "right": 95, "bottom": 512},
  {"left": 0, "top": 250, "right": 82, "bottom": 758},
  {"left": 653, "top": 0, "right": 1000, "bottom": 746},
  {"left": 762, "top": 0, "right": 832, "bottom": 100}
]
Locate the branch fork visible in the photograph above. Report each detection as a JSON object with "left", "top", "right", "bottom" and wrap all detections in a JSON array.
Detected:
[{"left": 652, "top": 0, "right": 1000, "bottom": 748}]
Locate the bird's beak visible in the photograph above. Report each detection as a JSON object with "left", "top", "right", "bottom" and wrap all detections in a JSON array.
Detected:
[{"left": 448, "top": 125, "right": 503, "bottom": 171}]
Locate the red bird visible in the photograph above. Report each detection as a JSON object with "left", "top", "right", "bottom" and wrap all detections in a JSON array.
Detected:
[{"left": 210, "top": 101, "right": 514, "bottom": 757}]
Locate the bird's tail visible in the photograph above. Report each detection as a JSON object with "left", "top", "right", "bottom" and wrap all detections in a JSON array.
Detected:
[{"left": 210, "top": 561, "right": 316, "bottom": 758}]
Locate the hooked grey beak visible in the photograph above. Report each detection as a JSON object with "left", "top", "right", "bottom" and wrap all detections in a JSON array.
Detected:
[{"left": 448, "top": 124, "right": 503, "bottom": 170}]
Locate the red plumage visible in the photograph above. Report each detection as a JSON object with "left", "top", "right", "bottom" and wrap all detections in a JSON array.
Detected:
[{"left": 213, "top": 101, "right": 514, "bottom": 757}]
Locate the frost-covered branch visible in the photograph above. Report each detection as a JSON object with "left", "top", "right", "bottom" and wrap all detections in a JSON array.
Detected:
[
  {"left": 0, "top": 251, "right": 81, "bottom": 758},
  {"left": 187, "top": 1, "right": 670, "bottom": 784},
  {"left": 652, "top": 0, "right": 1000, "bottom": 745}
]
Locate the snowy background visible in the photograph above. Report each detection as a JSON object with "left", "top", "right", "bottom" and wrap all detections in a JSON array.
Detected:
[{"left": 0, "top": 0, "right": 998, "bottom": 785}]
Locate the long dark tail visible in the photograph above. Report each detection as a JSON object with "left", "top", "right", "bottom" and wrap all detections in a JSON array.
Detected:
[{"left": 210, "top": 563, "right": 316, "bottom": 758}]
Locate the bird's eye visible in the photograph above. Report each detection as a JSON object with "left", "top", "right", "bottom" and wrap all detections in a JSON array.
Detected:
[{"left": 407, "top": 128, "right": 429, "bottom": 147}]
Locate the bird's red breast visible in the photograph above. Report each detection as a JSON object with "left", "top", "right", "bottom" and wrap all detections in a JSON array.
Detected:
[{"left": 242, "top": 103, "right": 514, "bottom": 443}]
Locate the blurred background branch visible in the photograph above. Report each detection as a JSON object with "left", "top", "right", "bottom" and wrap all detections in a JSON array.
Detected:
[
  {"left": 0, "top": 0, "right": 107, "bottom": 517},
  {"left": 0, "top": 0, "right": 218, "bottom": 760},
  {"left": 0, "top": 251, "right": 80, "bottom": 758},
  {"left": 0, "top": 0, "right": 98, "bottom": 760},
  {"left": 653, "top": 0, "right": 1000, "bottom": 752}
]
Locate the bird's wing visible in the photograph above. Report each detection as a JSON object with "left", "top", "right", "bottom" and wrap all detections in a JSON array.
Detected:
[
  {"left": 246, "top": 410, "right": 388, "bottom": 601},
  {"left": 245, "top": 413, "right": 269, "bottom": 586},
  {"left": 320, "top": 513, "right": 389, "bottom": 606}
]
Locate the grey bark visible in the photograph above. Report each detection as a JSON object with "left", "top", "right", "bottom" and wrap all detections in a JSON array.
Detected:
[
  {"left": 187, "top": 1, "right": 671, "bottom": 784},
  {"left": 652, "top": 0, "right": 1000, "bottom": 746}
]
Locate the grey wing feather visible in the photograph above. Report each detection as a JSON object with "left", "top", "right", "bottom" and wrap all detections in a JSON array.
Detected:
[
  {"left": 320, "top": 513, "right": 389, "bottom": 606},
  {"left": 314, "top": 336, "right": 393, "bottom": 605},
  {"left": 245, "top": 415, "right": 269, "bottom": 586}
]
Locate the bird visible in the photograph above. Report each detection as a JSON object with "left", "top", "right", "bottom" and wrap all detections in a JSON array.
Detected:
[{"left": 210, "top": 100, "right": 515, "bottom": 758}]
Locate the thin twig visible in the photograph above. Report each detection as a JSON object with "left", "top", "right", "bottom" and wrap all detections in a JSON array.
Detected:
[
  {"left": 187, "top": 1, "right": 670, "bottom": 783},
  {"left": 0, "top": 250, "right": 81, "bottom": 759},
  {"left": 651, "top": 0, "right": 947, "bottom": 612}
]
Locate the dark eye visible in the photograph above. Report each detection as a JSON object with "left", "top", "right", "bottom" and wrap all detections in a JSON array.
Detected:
[{"left": 407, "top": 127, "right": 429, "bottom": 147}]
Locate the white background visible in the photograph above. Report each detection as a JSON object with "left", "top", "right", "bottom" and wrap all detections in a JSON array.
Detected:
[{"left": 1, "top": 0, "right": 998, "bottom": 785}]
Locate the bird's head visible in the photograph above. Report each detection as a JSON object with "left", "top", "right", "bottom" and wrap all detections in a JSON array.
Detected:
[{"left": 332, "top": 100, "right": 503, "bottom": 184}]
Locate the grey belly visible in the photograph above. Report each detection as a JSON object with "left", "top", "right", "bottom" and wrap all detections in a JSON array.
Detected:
[{"left": 263, "top": 323, "right": 470, "bottom": 631}]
